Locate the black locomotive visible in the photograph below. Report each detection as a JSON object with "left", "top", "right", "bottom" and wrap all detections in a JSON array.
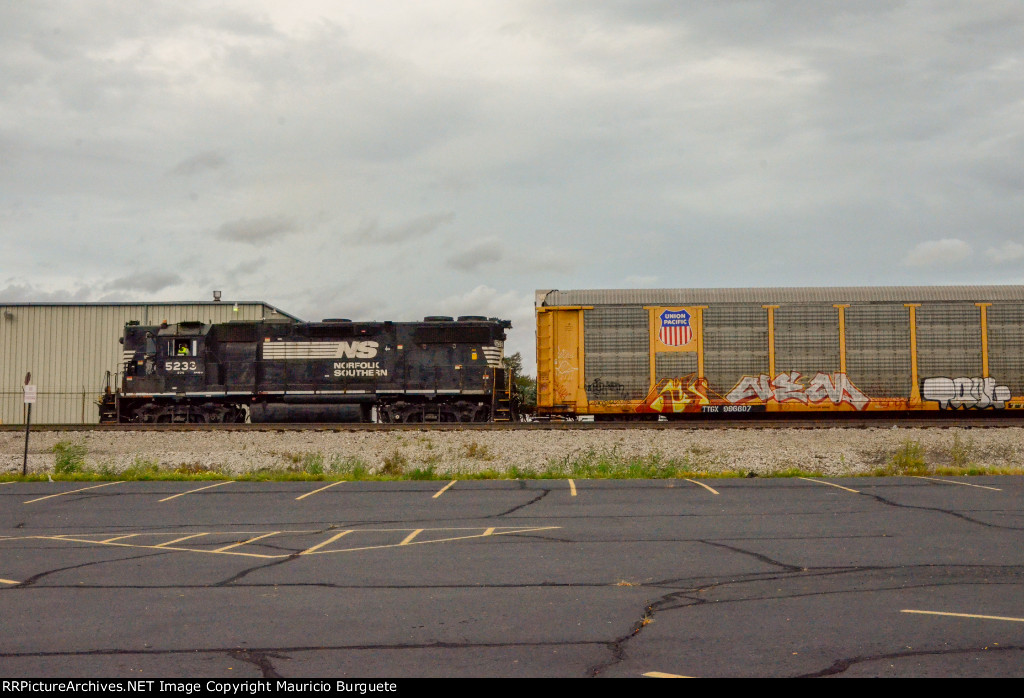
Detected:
[{"left": 99, "top": 316, "right": 516, "bottom": 423}]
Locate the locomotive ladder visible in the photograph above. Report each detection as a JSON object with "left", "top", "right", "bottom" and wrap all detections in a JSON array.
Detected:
[{"left": 492, "top": 368, "right": 514, "bottom": 422}]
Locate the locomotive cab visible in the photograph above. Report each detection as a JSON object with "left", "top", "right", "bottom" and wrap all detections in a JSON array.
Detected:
[
  {"left": 121, "top": 322, "right": 209, "bottom": 393},
  {"left": 159, "top": 322, "right": 209, "bottom": 393}
]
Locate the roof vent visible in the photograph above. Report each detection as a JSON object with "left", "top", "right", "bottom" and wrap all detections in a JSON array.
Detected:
[
  {"left": 457, "top": 315, "right": 488, "bottom": 321},
  {"left": 424, "top": 316, "right": 454, "bottom": 322}
]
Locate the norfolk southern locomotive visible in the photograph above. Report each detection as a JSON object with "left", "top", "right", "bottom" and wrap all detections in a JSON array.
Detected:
[{"left": 99, "top": 316, "right": 515, "bottom": 423}]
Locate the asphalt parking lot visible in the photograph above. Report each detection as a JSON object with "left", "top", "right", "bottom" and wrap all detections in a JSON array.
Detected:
[{"left": 1, "top": 475, "right": 1022, "bottom": 677}]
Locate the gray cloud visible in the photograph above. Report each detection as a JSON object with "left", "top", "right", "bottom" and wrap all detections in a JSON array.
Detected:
[
  {"left": 447, "top": 239, "right": 504, "bottom": 271},
  {"left": 353, "top": 212, "right": 456, "bottom": 244},
  {"left": 0, "top": 282, "right": 93, "bottom": 303},
  {"left": 103, "top": 272, "right": 183, "bottom": 294},
  {"left": 168, "top": 151, "right": 227, "bottom": 176},
  {"left": 904, "top": 239, "right": 973, "bottom": 268},
  {"left": 216, "top": 216, "right": 295, "bottom": 245}
]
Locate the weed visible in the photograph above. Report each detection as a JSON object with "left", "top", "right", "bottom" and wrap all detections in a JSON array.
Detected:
[
  {"left": 301, "top": 452, "right": 325, "bottom": 476},
  {"left": 408, "top": 466, "right": 437, "bottom": 480},
  {"left": 883, "top": 440, "right": 928, "bottom": 475},
  {"left": 329, "top": 455, "right": 371, "bottom": 479},
  {"left": 174, "top": 462, "right": 222, "bottom": 478},
  {"left": 949, "top": 433, "right": 974, "bottom": 469},
  {"left": 540, "top": 448, "right": 705, "bottom": 479},
  {"left": 120, "top": 457, "right": 162, "bottom": 479},
  {"left": 462, "top": 442, "right": 493, "bottom": 460},
  {"left": 52, "top": 441, "right": 87, "bottom": 475},
  {"left": 380, "top": 450, "right": 408, "bottom": 476}
]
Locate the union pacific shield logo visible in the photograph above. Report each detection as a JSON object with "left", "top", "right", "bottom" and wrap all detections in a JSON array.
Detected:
[{"left": 659, "top": 309, "right": 693, "bottom": 347}]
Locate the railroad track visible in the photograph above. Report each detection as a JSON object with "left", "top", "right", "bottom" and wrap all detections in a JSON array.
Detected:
[{"left": 5, "top": 415, "right": 1024, "bottom": 432}]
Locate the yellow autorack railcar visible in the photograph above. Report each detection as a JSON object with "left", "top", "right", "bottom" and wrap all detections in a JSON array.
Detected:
[{"left": 535, "top": 286, "right": 1024, "bottom": 419}]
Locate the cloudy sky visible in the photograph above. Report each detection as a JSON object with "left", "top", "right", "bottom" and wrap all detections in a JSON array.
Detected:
[{"left": 2, "top": 1, "right": 1023, "bottom": 370}]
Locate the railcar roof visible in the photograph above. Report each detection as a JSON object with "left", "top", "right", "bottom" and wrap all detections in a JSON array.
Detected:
[{"left": 538, "top": 286, "right": 1024, "bottom": 306}]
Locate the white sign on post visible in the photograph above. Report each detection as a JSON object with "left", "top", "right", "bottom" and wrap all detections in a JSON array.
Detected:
[{"left": 23, "top": 385, "right": 36, "bottom": 404}]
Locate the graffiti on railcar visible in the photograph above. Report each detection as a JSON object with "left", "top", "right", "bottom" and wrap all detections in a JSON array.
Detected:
[
  {"left": 553, "top": 348, "right": 579, "bottom": 402},
  {"left": 922, "top": 377, "right": 1011, "bottom": 409},
  {"left": 636, "top": 374, "right": 714, "bottom": 413},
  {"left": 726, "top": 372, "right": 870, "bottom": 411},
  {"left": 586, "top": 377, "right": 629, "bottom": 401}
]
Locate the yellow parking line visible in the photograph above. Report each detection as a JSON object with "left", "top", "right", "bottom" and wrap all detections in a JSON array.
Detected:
[
  {"left": 154, "top": 533, "right": 208, "bottom": 548},
  {"left": 683, "top": 478, "right": 719, "bottom": 495},
  {"left": 213, "top": 532, "right": 280, "bottom": 553},
  {"left": 568, "top": 479, "right": 577, "bottom": 496},
  {"left": 797, "top": 477, "right": 859, "bottom": 493},
  {"left": 912, "top": 476, "right": 1001, "bottom": 491},
  {"left": 432, "top": 480, "right": 457, "bottom": 499},
  {"left": 1, "top": 578, "right": 20, "bottom": 585},
  {"left": 399, "top": 529, "right": 423, "bottom": 545},
  {"left": 296, "top": 481, "right": 344, "bottom": 500},
  {"left": 99, "top": 534, "right": 138, "bottom": 544},
  {"left": 643, "top": 671, "right": 692, "bottom": 678},
  {"left": 158, "top": 481, "right": 231, "bottom": 502},
  {"left": 24, "top": 481, "right": 125, "bottom": 504},
  {"left": 902, "top": 609, "right": 1024, "bottom": 623},
  {"left": 300, "top": 530, "right": 353, "bottom": 555},
  {"left": 50, "top": 534, "right": 283, "bottom": 559},
  {"left": 483, "top": 527, "right": 495, "bottom": 536},
  {"left": 300, "top": 526, "right": 561, "bottom": 556}
]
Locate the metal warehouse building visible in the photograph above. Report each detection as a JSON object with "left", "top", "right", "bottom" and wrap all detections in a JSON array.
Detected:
[{"left": 1, "top": 301, "right": 299, "bottom": 425}]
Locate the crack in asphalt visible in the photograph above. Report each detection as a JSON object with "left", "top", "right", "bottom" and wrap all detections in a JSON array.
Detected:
[
  {"left": 10, "top": 550, "right": 171, "bottom": 588},
  {"left": 491, "top": 489, "right": 550, "bottom": 517},
  {"left": 860, "top": 492, "right": 1024, "bottom": 530},
  {"left": 584, "top": 561, "right": 1024, "bottom": 677},
  {"left": 796, "top": 644, "right": 1024, "bottom": 677},
  {"left": 215, "top": 555, "right": 300, "bottom": 587},
  {"left": 698, "top": 539, "right": 806, "bottom": 572},
  {"left": 228, "top": 649, "right": 285, "bottom": 678},
  {"left": 0, "top": 639, "right": 611, "bottom": 659}
]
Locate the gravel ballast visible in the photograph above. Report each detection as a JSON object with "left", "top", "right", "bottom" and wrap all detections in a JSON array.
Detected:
[{"left": 2, "top": 427, "right": 1021, "bottom": 477}]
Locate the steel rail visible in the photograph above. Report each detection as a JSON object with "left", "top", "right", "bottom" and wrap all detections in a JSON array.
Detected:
[{"left": 4, "top": 415, "right": 1024, "bottom": 432}]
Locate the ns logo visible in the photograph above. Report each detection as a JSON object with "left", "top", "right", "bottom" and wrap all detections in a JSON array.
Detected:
[{"left": 338, "top": 341, "right": 379, "bottom": 359}]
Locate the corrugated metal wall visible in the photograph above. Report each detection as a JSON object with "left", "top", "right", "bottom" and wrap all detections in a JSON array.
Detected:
[
  {"left": 703, "top": 306, "right": 768, "bottom": 396},
  {"left": 583, "top": 306, "right": 649, "bottom": 401},
  {"left": 845, "top": 304, "right": 911, "bottom": 397},
  {"left": 0, "top": 303, "right": 293, "bottom": 424}
]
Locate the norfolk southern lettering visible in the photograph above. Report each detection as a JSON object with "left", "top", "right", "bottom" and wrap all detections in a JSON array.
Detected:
[{"left": 333, "top": 361, "right": 387, "bottom": 378}]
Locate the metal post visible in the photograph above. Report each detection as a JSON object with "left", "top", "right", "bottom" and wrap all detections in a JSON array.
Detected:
[
  {"left": 23, "top": 404, "right": 31, "bottom": 476},
  {"left": 22, "top": 372, "right": 32, "bottom": 476}
]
